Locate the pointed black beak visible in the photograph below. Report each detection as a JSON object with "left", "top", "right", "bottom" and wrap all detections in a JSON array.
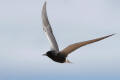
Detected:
[{"left": 42, "top": 54, "right": 47, "bottom": 56}]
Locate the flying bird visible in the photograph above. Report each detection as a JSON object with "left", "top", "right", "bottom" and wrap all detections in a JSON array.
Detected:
[{"left": 41, "top": 2, "right": 114, "bottom": 63}]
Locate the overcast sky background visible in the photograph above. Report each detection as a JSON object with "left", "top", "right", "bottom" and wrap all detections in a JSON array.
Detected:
[{"left": 0, "top": 0, "right": 120, "bottom": 80}]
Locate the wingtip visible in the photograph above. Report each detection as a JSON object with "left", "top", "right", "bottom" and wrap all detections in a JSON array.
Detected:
[
  {"left": 42, "top": 1, "right": 47, "bottom": 12},
  {"left": 108, "top": 33, "right": 116, "bottom": 37},
  {"left": 100, "top": 33, "right": 115, "bottom": 40},
  {"left": 42, "top": 1, "right": 47, "bottom": 9},
  {"left": 44, "top": 1, "right": 47, "bottom": 6}
]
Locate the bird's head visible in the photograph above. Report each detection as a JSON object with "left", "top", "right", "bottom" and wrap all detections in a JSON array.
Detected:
[
  {"left": 42, "top": 51, "right": 56, "bottom": 56},
  {"left": 42, "top": 51, "right": 51, "bottom": 56}
]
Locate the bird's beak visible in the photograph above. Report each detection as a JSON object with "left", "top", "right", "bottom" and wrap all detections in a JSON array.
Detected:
[{"left": 42, "top": 54, "right": 47, "bottom": 56}]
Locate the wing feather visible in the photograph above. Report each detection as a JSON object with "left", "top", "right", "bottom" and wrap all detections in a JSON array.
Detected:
[
  {"left": 60, "top": 34, "right": 115, "bottom": 56},
  {"left": 42, "top": 2, "right": 59, "bottom": 52}
]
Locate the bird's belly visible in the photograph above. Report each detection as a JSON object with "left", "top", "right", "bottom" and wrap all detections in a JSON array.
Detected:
[{"left": 49, "top": 55, "right": 66, "bottom": 63}]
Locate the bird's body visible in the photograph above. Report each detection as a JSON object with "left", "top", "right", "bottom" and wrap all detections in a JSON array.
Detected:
[
  {"left": 46, "top": 51, "right": 66, "bottom": 63},
  {"left": 41, "top": 2, "right": 115, "bottom": 63}
]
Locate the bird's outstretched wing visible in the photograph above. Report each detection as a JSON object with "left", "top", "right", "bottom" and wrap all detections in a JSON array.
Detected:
[
  {"left": 60, "top": 34, "right": 115, "bottom": 56},
  {"left": 42, "top": 2, "right": 59, "bottom": 52}
]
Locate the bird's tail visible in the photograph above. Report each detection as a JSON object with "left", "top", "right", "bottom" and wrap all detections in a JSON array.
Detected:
[{"left": 65, "top": 59, "right": 72, "bottom": 63}]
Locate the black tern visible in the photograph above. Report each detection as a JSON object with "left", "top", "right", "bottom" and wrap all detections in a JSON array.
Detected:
[{"left": 41, "top": 2, "right": 114, "bottom": 63}]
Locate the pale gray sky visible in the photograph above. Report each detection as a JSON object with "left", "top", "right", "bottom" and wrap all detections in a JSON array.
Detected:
[{"left": 0, "top": 0, "right": 120, "bottom": 80}]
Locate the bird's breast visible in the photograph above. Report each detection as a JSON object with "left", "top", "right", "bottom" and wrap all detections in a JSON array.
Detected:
[{"left": 48, "top": 53, "right": 66, "bottom": 63}]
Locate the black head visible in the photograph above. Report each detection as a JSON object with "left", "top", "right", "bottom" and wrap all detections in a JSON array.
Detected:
[
  {"left": 43, "top": 51, "right": 57, "bottom": 56},
  {"left": 43, "top": 51, "right": 66, "bottom": 63}
]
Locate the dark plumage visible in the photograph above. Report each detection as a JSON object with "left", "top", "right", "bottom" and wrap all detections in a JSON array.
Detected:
[{"left": 46, "top": 51, "right": 66, "bottom": 63}]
